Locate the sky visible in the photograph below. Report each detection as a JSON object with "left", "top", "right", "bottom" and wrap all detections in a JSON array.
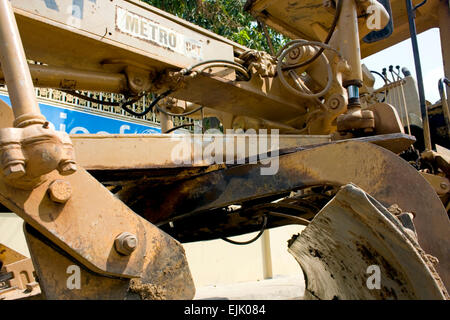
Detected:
[{"left": 362, "top": 28, "right": 444, "bottom": 103}]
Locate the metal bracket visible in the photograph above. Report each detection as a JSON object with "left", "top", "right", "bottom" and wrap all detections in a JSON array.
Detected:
[
  {"left": 0, "top": 166, "right": 195, "bottom": 299},
  {"left": 24, "top": 224, "right": 131, "bottom": 300},
  {"left": 288, "top": 183, "right": 448, "bottom": 299}
]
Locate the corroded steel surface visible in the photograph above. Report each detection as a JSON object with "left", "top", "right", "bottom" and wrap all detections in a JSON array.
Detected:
[{"left": 0, "top": 167, "right": 195, "bottom": 299}]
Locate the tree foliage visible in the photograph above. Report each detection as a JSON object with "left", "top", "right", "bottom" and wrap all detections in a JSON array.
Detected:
[{"left": 141, "top": 0, "right": 287, "bottom": 53}]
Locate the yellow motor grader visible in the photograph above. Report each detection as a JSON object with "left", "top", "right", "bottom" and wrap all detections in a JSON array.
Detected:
[{"left": 0, "top": 0, "right": 449, "bottom": 300}]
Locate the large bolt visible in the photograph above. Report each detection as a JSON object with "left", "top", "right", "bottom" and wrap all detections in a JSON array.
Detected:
[
  {"left": 3, "top": 163, "right": 26, "bottom": 179},
  {"left": 48, "top": 179, "right": 72, "bottom": 203},
  {"left": 114, "top": 232, "right": 138, "bottom": 256}
]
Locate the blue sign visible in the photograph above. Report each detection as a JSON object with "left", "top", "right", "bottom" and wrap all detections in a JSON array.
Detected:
[{"left": 0, "top": 94, "right": 161, "bottom": 134}]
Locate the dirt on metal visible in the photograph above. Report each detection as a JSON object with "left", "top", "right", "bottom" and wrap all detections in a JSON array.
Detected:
[{"left": 128, "top": 279, "right": 168, "bottom": 300}]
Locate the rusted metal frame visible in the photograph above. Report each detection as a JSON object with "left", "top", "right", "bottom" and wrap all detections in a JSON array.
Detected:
[
  {"left": 0, "top": 167, "right": 195, "bottom": 299},
  {"left": 338, "top": 0, "right": 363, "bottom": 87},
  {"left": 0, "top": 2, "right": 191, "bottom": 299},
  {"left": 126, "top": 0, "right": 248, "bottom": 54},
  {"left": 133, "top": 141, "right": 449, "bottom": 289},
  {"left": 420, "top": 172, "right": 450, "bottom": 196},
  {"left": 405, "top": 0, "right": 432, "bottom": 151}
]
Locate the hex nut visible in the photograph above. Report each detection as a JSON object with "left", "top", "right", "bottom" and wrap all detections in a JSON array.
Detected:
[
  {"left": 3, "top": 163, "right": 26, "bottom": 179},
  {"left": 114, "top": 232, "right": 138, "bottom": 256},
  {"left": 48, "top": 180, "right": 72, "bottom": 203}
]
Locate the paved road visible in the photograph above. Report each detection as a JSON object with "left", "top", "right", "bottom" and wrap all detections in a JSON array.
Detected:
[{"left": 194, "top": 275, "right": 305, "bottom": 300}]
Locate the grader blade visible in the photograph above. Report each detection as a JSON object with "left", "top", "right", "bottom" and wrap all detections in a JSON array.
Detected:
[{"left": 288, "top": 184, "right": 448, "bottom": 300}]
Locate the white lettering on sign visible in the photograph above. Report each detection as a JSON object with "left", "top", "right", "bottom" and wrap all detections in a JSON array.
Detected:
[{"left": 116, "top": 6, "right": 203, "bottom": 60}]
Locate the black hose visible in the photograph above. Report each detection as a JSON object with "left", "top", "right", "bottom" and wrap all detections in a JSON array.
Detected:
[
  {"left": 62, "top": 90, "right": 121, "bottom": 106},
  {"left": 220, "top": 216, "right": 268, "bottom": 245},
  {"left": 121, "top": 90, "right": 172, "bottom": 117}
]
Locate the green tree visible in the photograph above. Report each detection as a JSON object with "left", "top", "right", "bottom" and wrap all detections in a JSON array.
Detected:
[{"left": 141, "top": 0, "right": 287, "bottom": 53}]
